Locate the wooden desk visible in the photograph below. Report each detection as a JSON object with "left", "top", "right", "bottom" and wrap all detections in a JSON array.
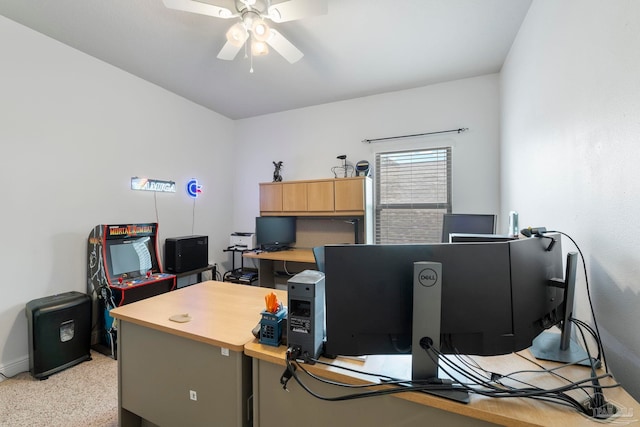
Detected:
[
  {"left": 110, "top": 281, "right": 287, "bottom": 427},
  {"left": 243, "top": 249, "right": 317, "bottom": 287},
  {"left": 245, "top": 342, "right": 640, "bottom": 427}
]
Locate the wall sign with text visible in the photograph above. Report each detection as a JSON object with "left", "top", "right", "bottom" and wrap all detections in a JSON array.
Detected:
[{"left": 131, "top": 177, "right": 176, "bottom": 193}]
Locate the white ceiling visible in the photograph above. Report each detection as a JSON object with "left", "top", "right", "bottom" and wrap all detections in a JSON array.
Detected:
[{"left": 0, "top": 0, "right": 532, "bottom": 120}]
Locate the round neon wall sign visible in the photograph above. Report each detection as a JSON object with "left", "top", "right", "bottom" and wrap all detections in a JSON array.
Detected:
[{"left": 186, "top": 178, "right": 203, "bottom": 199}]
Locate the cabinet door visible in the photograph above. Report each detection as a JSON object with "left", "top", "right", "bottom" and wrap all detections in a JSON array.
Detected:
[
  {"left": 260, "top": 183, "right": 283, "bottom": 212},
  {"left": 335, "top": 179, "right": 364, "bottom": 212},
  {"left": 307, "top": 181, "right": 335, "bottom": 212},
  {"left": 282, "top": 182, "right": 307, "bottom": 212}
]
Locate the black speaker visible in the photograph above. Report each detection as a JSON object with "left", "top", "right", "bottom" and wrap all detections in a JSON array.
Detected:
[
  {"left": 25, "top": 291, "right": 91, "bottom": 379},
  {"left": 165, "top": 235, "right": 209, "bottom": 273}
]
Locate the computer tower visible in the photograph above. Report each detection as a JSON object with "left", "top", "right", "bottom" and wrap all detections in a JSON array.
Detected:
[
  {"left": 165, "top": 235, "right": 209, "bottom": 273},
  {"left": 287, "top": 270, "right": 325, "bottom": 360},
  {"left": 25, "top": 291, "right": 92, "bottom": 379}
]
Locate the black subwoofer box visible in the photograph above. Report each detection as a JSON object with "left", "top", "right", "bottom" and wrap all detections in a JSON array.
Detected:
[
  {"left": 25, "top": 291, "right": 91, "bottom": 379},
  {"left": 165, "top": 235, "right": 209, "bottom": 273}
]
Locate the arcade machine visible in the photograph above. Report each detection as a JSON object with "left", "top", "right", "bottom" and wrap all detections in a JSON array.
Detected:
[{"left": 87, "top": 223, "right": 176, "bottom": 358}]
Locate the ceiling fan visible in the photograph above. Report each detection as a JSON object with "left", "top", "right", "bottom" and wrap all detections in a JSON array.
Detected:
[{"left": 163, "top": 0, "right": 328, "bottom": 67}]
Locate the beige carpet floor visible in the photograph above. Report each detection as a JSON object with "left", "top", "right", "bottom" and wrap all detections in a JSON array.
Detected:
[{"left": 0, "top": 350, "right": 117, "bottom": 427}]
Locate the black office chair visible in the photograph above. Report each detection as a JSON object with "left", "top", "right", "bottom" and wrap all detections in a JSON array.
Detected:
[{"left": 312, "top": 246, "right": 325, "bottom": 273}]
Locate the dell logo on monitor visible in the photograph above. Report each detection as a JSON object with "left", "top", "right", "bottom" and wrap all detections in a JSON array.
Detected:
[{"left": 418, "top": 268, "right": 438, "bottom": 287}]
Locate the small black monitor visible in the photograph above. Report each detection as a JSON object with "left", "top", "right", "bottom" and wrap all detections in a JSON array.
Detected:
[
  {"left": 255, "top": 216, "right": 296, "bottom": 251},
  {"left": 441, "top": 213, "right": 497, "bottom": 242}
]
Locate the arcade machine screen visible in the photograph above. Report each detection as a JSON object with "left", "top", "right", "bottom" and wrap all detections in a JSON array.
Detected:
[{"left": 107, "top": 237, "right": 155, "bottom": 278}]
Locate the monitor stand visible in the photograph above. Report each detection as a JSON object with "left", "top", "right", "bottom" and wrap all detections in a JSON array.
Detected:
[
  {"left": 412, "top": 262, "right": 470, "bottom": 404},
  {"left": 531, "top": 330, "right": 596, "bottom": 367},
  {"left": 530, "top": 252, "right": 600, "bottom": 368}
]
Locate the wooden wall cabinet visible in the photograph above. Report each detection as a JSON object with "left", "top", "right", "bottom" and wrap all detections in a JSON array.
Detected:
[
  {"left": 260, "top": 177, "right": 370, "bottom": 216},
  {"left": 259, "top": 183, "right": 282, "bottom": 212},
  {"left": 282, "top": 182, "right": 308, "bottom": 212},
  {"left": 306, "top": 181, "right": 335, "bottom": 212},
  {"left": 335, "top": 178, "right": 364, "bottom": 212},
  {"left": 259, "top": 177, "right": 373, "bottom": 244}
]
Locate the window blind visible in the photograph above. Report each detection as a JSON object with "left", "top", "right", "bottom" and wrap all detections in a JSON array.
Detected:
[{"left": 375, "top": 147, "right": 451, "bottom": 244}]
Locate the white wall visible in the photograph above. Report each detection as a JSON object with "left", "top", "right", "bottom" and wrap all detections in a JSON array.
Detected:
[
  {"left": 0, "top": 16, "right": 235, "bottom": 374},
  {"left": 0, "top": 15, "right": 501, "bottom": 378},
  {"left": 501, "top": 0, "right": 640, "bottom": 399},
  {"left": 232, "top": 74, "right": 502, "bottom": 232}
]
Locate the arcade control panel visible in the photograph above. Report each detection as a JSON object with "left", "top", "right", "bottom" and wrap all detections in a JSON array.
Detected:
[{"left": 110, "top": 272, "right": 175, "bottom": 288}]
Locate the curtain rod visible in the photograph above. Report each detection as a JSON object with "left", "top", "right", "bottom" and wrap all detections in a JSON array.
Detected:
[{"left": 362, "top": 127, "right": 468, "bottom": 144}]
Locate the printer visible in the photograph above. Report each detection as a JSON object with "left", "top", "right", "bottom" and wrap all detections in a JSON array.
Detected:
[{"left": 230, "top": 232, "right": 256, "bottom": 250}]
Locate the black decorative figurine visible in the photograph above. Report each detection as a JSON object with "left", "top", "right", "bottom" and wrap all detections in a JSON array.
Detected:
[{"left": 273, "top": 161, "right": 283, "bottom": 182}]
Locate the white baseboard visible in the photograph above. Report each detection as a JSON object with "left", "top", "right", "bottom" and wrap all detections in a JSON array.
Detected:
[{"left": 0, "top": 355, "right": 29, "bottom": 381}]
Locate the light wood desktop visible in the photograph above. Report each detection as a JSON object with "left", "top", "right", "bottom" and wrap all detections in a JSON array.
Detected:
[
  {"left": 245, "top": 341, "right": 640, "bottom": 427},
  {"left": 109, "top": 279, "right": 640, "bottom": 427},
  {"left": 243, "top": 248, "right": 316, "bottom": 264},
  {"left": 243, "top": 248, "right": 316, "bottom": 287},
  {"left": 109, "top": 281, "right": 287, "bottom": 427}
]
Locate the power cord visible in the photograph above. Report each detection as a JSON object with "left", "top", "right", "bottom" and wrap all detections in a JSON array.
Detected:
[
  {"left": 522, "top": 228, "right": 607, "bottom": 372},
  {"left": 280, "top": 345, "right": 457, "bottom": 398},
  {"left": 548, "top": 230, "right": 608, "bottom": 373},
  {"left": 214, "top": 264, "right": 222, "bottom": 281},
  {"left": 280, "top": 333, "right": 620, "bottom": 418},
  {"left": 421, "top": 341, "right": 618, "bottom": 417},
  {"left": 280, "top": 320, "right": 620, "bottom": 419},
  {"left": 280, "top": 230, "right": 619, "bottom": 419}
]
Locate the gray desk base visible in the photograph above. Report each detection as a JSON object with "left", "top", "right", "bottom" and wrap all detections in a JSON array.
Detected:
[{"left": 118, "top": 321, "right": 252, "bottom": 427}]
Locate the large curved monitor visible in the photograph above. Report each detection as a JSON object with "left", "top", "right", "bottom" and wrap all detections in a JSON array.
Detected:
[{"left": 323, "top": 236, "right": 564, "bottom": 359}]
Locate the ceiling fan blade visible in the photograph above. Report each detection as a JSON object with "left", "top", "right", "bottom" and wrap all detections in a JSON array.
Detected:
[
  {"left": 217, "top": 40, "right": 245, "bottom": 60},
  {"left": 162, "top": 0, "right": 236, "bottom": 19},
  {"left": 267, "top": 0, "right": 328, "bottom": 23},
  {"left": 266, "top": 29, "right": 303, "bottom": 63}
]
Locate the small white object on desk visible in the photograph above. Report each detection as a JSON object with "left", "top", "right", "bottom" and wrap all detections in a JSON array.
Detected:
[{"left": 169, "top": 313, "right": 192, "bottom": 323}]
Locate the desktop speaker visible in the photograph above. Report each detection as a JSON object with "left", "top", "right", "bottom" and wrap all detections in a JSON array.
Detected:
[
  {"left": 25, "top": 291, "right": 92, "bottom": 379},
  {"left": 165, "top": 235, "right": 209, "bottom": 273}
]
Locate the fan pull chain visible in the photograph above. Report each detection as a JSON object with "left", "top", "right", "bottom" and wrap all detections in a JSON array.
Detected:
[{"left": 249, "top": 33, "right": 255, "bottom": 73}]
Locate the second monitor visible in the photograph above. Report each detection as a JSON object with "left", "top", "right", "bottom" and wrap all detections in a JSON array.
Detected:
[
  {"left": 255, "top": 216, "right": 296, "bottom": 252},
  {"left": 441, "top": 213, "right": 497, "bottom": 242}
]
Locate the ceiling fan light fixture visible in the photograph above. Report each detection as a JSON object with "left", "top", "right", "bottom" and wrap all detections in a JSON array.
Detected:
[
  {"left": 163, "top": 0, "right": 329, "bottom": 67},
  {"left": 226, "top": 22, "right": 248, "bottom": 47},
  {"left": 251, "top": 40, "right": 269, "bottom": 56},
  {"left": 251, "top": 18, "right": 270, "bottom": 42}
]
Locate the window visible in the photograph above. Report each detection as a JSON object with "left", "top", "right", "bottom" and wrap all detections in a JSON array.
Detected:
[{"left": 375, "top": 147, "right": 451, "bottom": 243}]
